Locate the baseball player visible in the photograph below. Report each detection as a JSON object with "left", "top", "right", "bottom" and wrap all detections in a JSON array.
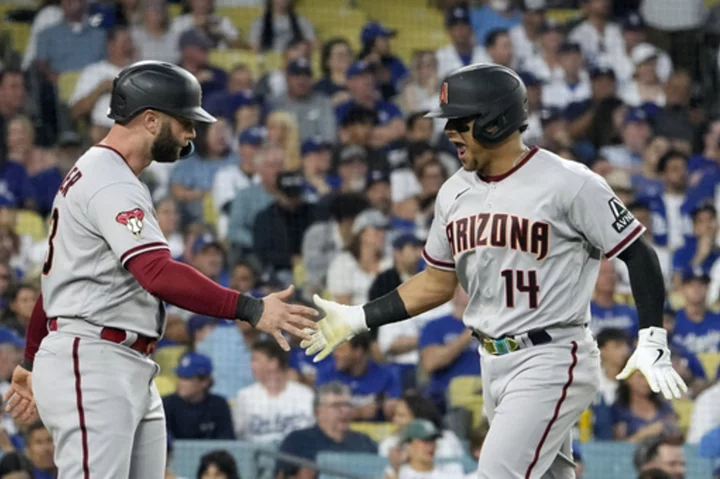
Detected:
[
  {"left": 302, "top": 64, "right": 687, "bottom": 479},
  {"left": 3, "top": 61, "right": 318, "bottom": 479}
]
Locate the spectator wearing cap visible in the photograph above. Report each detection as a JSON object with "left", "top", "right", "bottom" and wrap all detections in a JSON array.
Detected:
[
  {"left": 611, "top": 14, "right": 673, "bottom": 87},
  {"left": 248, "top": 0, "right": 316, "bottom": 54},
  {"left": 212, "top": 126, "right": 265, "bottom": 240},
  {"left": 599, "top": 108, "right": 652, "bottom": 171},
  {"left": 358, "top": 21, "right": 409, "bottom": 101},
  {"left": 619, "top": 43, "right": 667, "bottom": 108},
  {"left": 484, "top": 29, "right": 514, "bottom": 69},
  {"left": 517, "top": 71, "right": 544, "bottom": 145},
  {"left": 177, "top": 29, "right": 228, "bottom": 98},
  {"left": 69, "top": 26, "right": 137, "bottom": 144},
  {"left": 335, "top": 61, "right": 405, "bottom": 150},
  {"left": 301, "top": 193, "right": 369, "bottom": 296},
  {"left": 224, "top": 90, "right": 264, "bottom": 135},
  {"left": 0, "top": 283, "right": 39, "bottom": 337},
  {"left": 541, "top": 42, "right": 591, "bottom": 110},
  {"left": 191, "top": 232, "right": 228, "bottom": 286},
  {"left": 169, "top": 0, "right": 242, "bottom": 49},
  {"left": 469, "top": 0, "right": 521, "bottom": 46},
  {"left": 567, "top": 0, "right": 624, "bottom": 67},
  {"left": 590, "top": 260, "right": 639, "bottom": 339},
  {"left": 436, "top": 3, "right": 488, "bottom": 81},
  {"left": 24, "top": 421, "right": 56, "bottom": 479},
  {"left": 673, "top": 203, "right": 720, "bottom": 291},
  {"left": 521, "top": 20, "right": 565, "bottom": 83},
  {"left": 509, "top": 0, "right": 547, "bottom": 70},
  {"left": 314, "top": 38, "right": 353, "bottom": 106},
  {"left": 170, "top": 117, "right": 238, "bottom": 227},
  {"left": 272, "top": 57, "right": 337, "bottom": 143},
  {"left": 300, "top": 136, "right": 333, "bottom": 203},
  {"left": 253, "top": 170, "right": 315, "bottom": 284},
  {"left": 163, "top": 352, "right": 235, "bottom": 440},
  {"left": 256, "top": 37, "right": 311, "bottom": 101},
  {"left": 202, "top": 65, "right": 258, "bottom": 120},
  {"left": 565, "top": 66, "right": 618, "bottom": 141},
  {"left": 673, "top": 270, "right": 720, "bottom": 354},
  {"left": 326, "top": 208, "right": 391, "bottom": 305}
]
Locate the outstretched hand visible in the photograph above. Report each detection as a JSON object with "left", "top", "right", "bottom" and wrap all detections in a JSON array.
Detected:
[
  {"left": 300, "top": 295, "right": 367, "bottom": 362},
  {"left": 3, "top": 365, "right": 38, "bottom": 425},
  {"left": 255, "top": 285, "right": 319, "bottom": 351}
]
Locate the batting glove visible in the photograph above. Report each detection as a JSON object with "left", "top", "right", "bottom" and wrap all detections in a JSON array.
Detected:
[
  {"left": 616, "top": 327, "right": 688, "bottom": 400},
  {"left": 300, "top": 295, "right": 369, "bottom": 362}
]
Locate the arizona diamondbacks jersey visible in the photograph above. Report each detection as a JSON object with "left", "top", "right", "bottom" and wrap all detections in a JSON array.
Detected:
[
  {"left": 41, "top": 145, "right": 169, "bottom": 337},
  {"left": 423, "top": 146, "right": 645, "bottom": 338}
]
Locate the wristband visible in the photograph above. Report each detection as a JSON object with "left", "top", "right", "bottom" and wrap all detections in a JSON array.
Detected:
[
  {"left": 236, "top": 294, "right": 264, "bottom": 327},
  {"left": 363, "top": 289, "right": 410, "bottom": 329},
  {"left": 20, "top": 358, "right": 32, "bottom": 372}
]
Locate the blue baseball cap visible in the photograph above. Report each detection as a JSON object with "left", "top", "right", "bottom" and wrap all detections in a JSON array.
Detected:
[
  {"left": 176, "top": 352, "right": 213, "bottom": 378},
  {"left": 540, "top": 107, "right": 564, "bottom": 125},
  {"left": 287, "top": 57, "right": 313, "bottom": 76},
  {"left": 624, "top": 108, "right": 648, "bottom": 125},
  {"left": 347, "top": 60, "right": 375, "bottom": 79},
  {"left": 192, "top": 233, "right": 224, "bottom": 255},
  {"left": 238, "top": 126, "right": 265, "bottom": 146},
  {"left": 622, "top": 13, "right": 645, "bottom": 31},
  {"left": 301, "top": 136, "right": 331, "bottom": 156},
  {"left": 360, "top": 21, "right": 397, "bottom": 46},
  {"left": 392, "top": 233, "right": 423, "bottom": 250},
  {"left": 518, "top": 70, "right": 542, "bottom": 87},
  {"left": 228, "top": 90, "right": 260, "bottom": 113},
  {"left": 0, "top": 190, "right": 17, "bottom": 209},
  {"left": 589, "top": 65, "right": 616, "bottom": 80},
  {"left": 445, "top": 5, "right": 471, "bottom": 27},
  {"left": 186, "top": 315, "right": 217, "bottom": 339},
  {"left": 179, "top": 29, "right": 213, "bottom": 50},
  {"left": 0, "top": 328, "right": 24, "bottom": 348},
  {"left": 367, "top": 169, "right": 390, "bottom": 187}
]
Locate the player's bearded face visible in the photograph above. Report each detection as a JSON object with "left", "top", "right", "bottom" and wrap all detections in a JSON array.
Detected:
[{"left": 151, "top": 119, "right": 185, "bottom": 163}]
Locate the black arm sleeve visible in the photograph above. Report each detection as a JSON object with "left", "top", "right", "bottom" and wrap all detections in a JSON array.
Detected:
[{"left": 617, "top": 236, "right": 665, "bottom": 329}]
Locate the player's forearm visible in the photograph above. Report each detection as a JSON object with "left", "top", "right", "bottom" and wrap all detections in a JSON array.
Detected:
[
  {"left": 386, "top": 336, "right": 418, "bottom": 355},
  {"left": 22, "top": 294, "right": 50, "bottom": 368},
  {"left": 617, "top": 237, "right": 664, "bottom": 329}
]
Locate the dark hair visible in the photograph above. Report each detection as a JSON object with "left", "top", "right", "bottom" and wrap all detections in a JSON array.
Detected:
[
  {"left": 197, "top": 450, "right": 240, "bottom": 479},
  {"left": 341, "top": 105, "right": 378, "bottom": 128},
  {"left": 347, "top": 227, "right": 383, "bottom": 262},
  {"left": 23, "top": 421, "right": 47, "bottom": 444},
  {"left": 633, "top": 434, "right": 684, "bottom": 471},
  {"left": 588, "top": 97, "right": 625, "bottom": 148},
  {"left": 232, "top": 260, "right": 257, "bottom": 280},
  {"left": 9, "top": 282, "right": 37, "bottom": 302},
  {"left": 252, "top": 339, "right": 289, "bottom": 369},
  {"left": 691, "top": 201, "right": 716, "bottom": 221},
  {"left": 596, "top": 328, "right": 630, "bottom": 348},
  {"left": 106, "top": 25, "right": 129, "bottom": 43},
  {"left": 627, "top": 200, "right": 651, "bottom": 214},
  {"left": 616, "top": 379, "right": 665, "bottom": 410},
  {"left": 329, "top": 193, "right": 369, "bottom": 222},
  {"left": 260, "top": 0, "right": 304, "bottom": 52},
  {"left": 0, "top": 452, "right": 34, "bottom": 476},
  {"left": 348, "top": 333, "right": 372, "bottom": 352},
  {"left": 656, "top": 149, "right": 687, "bottom": 174},
  {"left": 193, "top": 120, "right": 229, "bottom": 159},
  {"left": 418, "top": 160, "right": 447, "bottom": 181},
  {"left": 484, "top": 28, "right": 509, "bottom": 49},
  {"left": 406, "top": 112, "right": 430, "bottom": 130},
  {"left": 0, "top": 68, "right": 24, "bottom": 87},
  {"left": 321, "top": 38, "right": 352, "bottom": 79},
  {"left": 637, "top": 470, "right": 673, "bottom": 479},
  {"left": 400, "top": 391, "right": 443, "bottom": 430}
]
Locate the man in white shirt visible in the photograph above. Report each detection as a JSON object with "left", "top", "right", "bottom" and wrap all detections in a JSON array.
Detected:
[
  {"left": 483, "top": 29, "right": 514, "bottom": 69},
  {"left": 233, "top": 339, "right": 315, "bottom": 443},
  {"left": 687, "top": 381, "right": 720, "bottom": 445},
  {"left": 568, "top": 0, "right": 624, "bottom": 67},
  {"left": 610, "top": 13, "right": 673, "bottom": 87},
  {"left": 520, "top": 20, "right": 566, "bottom": 83},
  {"left": 436, "top": 4, "right": 488, "bottom": 81},
  {"left": 69, "top": 25, "right": 136, "bottom": 143},
  {"left": 541, "top": 42, "right": 591, "bottom": 110},
  {"left": 509, "top": 0, "right": 547, "bottom": 69}
]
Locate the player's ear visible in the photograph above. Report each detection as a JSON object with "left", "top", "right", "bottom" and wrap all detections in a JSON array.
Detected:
[{"left": 141, "top": 110, "right": 162, "bottom": 136}]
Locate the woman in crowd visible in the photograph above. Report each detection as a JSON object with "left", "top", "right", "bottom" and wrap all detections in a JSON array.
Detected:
[
  {"left": 0, "top": 283, "right": 38, "bottom": 336},
  {"left": 171, "top": 0, "right": 242, "bottom": 48},
  {"left": 401, "top": 51, "right": 441, "bottom": 115},
  {"left": 249, "top": 0, "right": 316, "bottom": 53},
  {"left": 314, "top": 38, "right": 353, "bottom": 106},
  {"left": 131, "top": 0, "right": 179, "bottom": 63},
  {"left": 196, "top": 450, "right": 240, "bottom": 479},
  {"left": 266, "top": 111, "right": 301, "bottom": 171},
  {"left": 5, "top": 115, "right": 52, "bottom": 176},
  {"left": 612, "top": 373, "right": 679, "bottom": 442}
]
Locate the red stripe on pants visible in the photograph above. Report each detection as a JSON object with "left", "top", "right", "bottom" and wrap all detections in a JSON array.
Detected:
[
  {"left": 73, "top": 337, "right": 90, "bottom": 479},
  {"left": 525, "top": 340, "right": 579, "bottom": 479}
]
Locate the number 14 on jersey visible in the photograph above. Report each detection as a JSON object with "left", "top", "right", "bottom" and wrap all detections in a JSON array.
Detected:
[{"left": 501, "top": 269, "right": 539, "bottom": 308}]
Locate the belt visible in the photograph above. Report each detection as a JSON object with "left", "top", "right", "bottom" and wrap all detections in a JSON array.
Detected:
[
  {"left": 471, "top": 328, "right": 552, "bottom": 356},
  {"left": 49, "top": 319, "right": 158, "bottom": 356}
]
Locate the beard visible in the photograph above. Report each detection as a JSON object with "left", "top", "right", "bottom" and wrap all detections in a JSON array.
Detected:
[{"left": 151, "top": 121, "right": 185, "bottom": 163}]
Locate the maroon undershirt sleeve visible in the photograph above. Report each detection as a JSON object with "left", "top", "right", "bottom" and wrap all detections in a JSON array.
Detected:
[
  {"left": 25, "top": 294, "right": 49, "bottom": 363},
  {"left": 125, "top": 249, "right": 240, "bottom": 320}
]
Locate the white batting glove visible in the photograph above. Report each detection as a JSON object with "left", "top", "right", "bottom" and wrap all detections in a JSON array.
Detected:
[
  {"left": 300, "top": 295, "right": 369, "bottom": 363},
  {"left": 616, "top": 327, "right": 688, "bottom": 400}
]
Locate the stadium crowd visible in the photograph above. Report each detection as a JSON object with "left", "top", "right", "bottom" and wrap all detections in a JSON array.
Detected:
[{"left": 0, "top": 0, "right": 719, "bottom": 477}]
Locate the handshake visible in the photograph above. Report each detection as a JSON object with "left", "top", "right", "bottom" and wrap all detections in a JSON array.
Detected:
[{"left": 301, "top": 295, "right": 369, "bottom": 362}]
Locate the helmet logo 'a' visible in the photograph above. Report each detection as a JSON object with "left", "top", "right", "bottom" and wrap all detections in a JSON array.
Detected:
[{"left": 440, "top": 82, "right": 449, "bottom": 104}]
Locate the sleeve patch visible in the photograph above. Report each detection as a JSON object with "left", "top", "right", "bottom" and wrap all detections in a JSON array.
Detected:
[
  {"left": 609, "top": 197, "right": 634, "bottom": 233},
  {"left": 116, "top": 208, "right": 146, "bottom": 239}
]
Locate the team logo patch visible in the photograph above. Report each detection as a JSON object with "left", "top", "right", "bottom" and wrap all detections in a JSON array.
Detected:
[
  {"left": 116, "top": 208, "right": 145, "bottom": 239},
  {"left": 440, "top": 82, "right": 449, "bottom": 104},
  {"left": 609, "top": 197, "right": 634, "bottom": 233}
]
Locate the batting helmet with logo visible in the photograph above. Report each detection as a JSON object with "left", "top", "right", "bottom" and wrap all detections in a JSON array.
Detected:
[{"left": 426, "top": 63, "right": 528, "bottom": 145}]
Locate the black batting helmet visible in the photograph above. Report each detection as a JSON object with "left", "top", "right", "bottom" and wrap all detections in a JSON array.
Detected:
[{"left": 426, "top": 63, "right": 528, "bottom": 145}]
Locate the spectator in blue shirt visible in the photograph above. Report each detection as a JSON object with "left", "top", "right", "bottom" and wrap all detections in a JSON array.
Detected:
[
  {"left": 176, "top": 29, "right": 228, "bottom": 99},
  {"left": 24, "top": 422, "right": 56, "bottom": 479},
  {"left": 29, "top": 136, "right": 83, "bottom": 217},
  {"left": 162, "top": 352, "right": 235, "bottom": 440},
  {"left": 0, "top": 158, "right": 36, "bottom": 211},
  {"left": 470, "top": 0, "right": 522, "bottom": 46},
  {"left": 314, "top": 38, "right": 353, "bottom": 106},
  {"left": 590, "top": 260, "right": 639, "bottom": 339},
  {"left": 672, "top": 203, "right": 720, "bottom": 289},
  {"left": 419, "top": 285, "right": 480, "bottom": 412},
  {"left": 611, "top": 373, "right": 678, "bottom": 442},
  {"left": 358, "top": 21, "right": 409, "bottom": 101},
  {"left": 672, "top": 270, "right": 720, "bottom": 354},
  {"left": 316, "top": 333, "right": 402, "bottom": 422},
  {"left": 592, "top": 328, "right": 631, "bottom": 440},
  {"left": 663, "top": 308, "right": 709, "bottom": 399},
  {"left": 275, "top": 382, "right": 377, "bottom": 479}
]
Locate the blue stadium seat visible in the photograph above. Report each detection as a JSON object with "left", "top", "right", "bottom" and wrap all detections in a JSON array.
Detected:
[
  {"left": 316, "top": 452, "right": 388, "bottom": 479},
  {"left": 172, "top": 440, "right": 278, "bottom": 479}
]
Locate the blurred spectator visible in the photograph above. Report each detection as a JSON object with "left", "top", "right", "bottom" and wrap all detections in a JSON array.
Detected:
[
  {"left": 227, "top": 146, "right": 285, "bottom": 260},
  {"left": 634, "top": 136, "right": 670, "bottom": 199},
  {"left": 436, "top": 3, "right": 486, "bottom": 81},
  {"left": 606, "top": 169, "right": 635, "bottom": 208},
  {"left": 301, "top": 193, "right": 369, "bottom": 295},
  {"left": 190, "top": 233, "right": 227, "bottom": 286},
  {"left": 0, "top": 263, "right": 13, "bottom": 312},
  {"left": 521, "top": 20, "right": 564, "bottom": 82},
  {"left": 687, "top": 381, "right": 720, "bottom": 444},
  {"left": 519, "top": 71, "right": 544, "bottom": 145},
  {"left": 483, "top": 29, "right": 514, "bottom": 69},
  {"left": 212, "top": 126, "right": 265, "bottom": 239},
  {"left": 0, "top": 452, "right": 34, "bottom": 479},
  {"left": 69, "top": 26, "right": 136, "bottom": 143},
  {"left": 253, "top": 170, "right": 314, "bottom": 282},
  {"left": 593, "top": 328, "right": 631, "bottom": 440},
  {"left": 21, "top": 0, "right": 64, "bottom": 71},
  {"left": 0, "top": 327, "right": 23, "bottom": 442},
  {"left": 367, "top": 170, "right": 392, "bottom": 218},
  {"left": 315, "top": 38, "right": 353, "bottom": 107},
  {"left": 335, "top": 107, "right": 389, "bottom": 180},
  {"left": 155, "top": 197, "right": 184, "bottom": 259},
  {"left": 509, "top": 0, "right": 547, "bottom": 69},
  {"left": 24, "top": 422, "right": 55, "bottom": 479},
  {"left": 275, "top": 382, "right": 376, "bottom": 479},
  {"left": 233, "top": 339, "right": 314, "bottom": 442},
  {"left": 203, "top": 66, "right": 257, "bottom": 122},
  {"left": 687, "top": 118, "right": 720, "bottom": 183},
  {"left": 170, "top": 0, "right": 241, "bottom": 49},
  {"left": 419, "top": 285, "right": 479, "bottom": 412},
  {"left": 0, "top": 283, "right": 38, "bottom": 336},
  {"left": 226, "top": 90, "right": 264, "bottom": 137},
  {"left": 602, "top": 108, "right": 651, "bottom": 171},
  {"left": 672, "top": 271, "right": 720, "bottom": 354},
  {"left": 538, "top": 107, "right": 571, "bottom": 153},
  {"left": 0, "top": 160, "right": 34, "bottom": 214},
  {"left": 131, "top": 0, "right": 179, "bottom": 63},
  {"left": 177, "top": 30, "right": 228, "bottom": 98},
  {"left": 170, "top": 118, "right": 237, "bottom": 226},
  {"left": 652, "top": 150, "right": 690, "bottom": 251},
  {"left": 469, "top": 0, "right": 521, "bottom": 46},
  {"left": 267, "top": 111, "right": 301, "bottom": 170},
  {"left": 542, "top": 42, "right": 590, "bottom": 110},
  {"left": 163, "top": 352, "right": 235, "bottom": 440},
  {"left": 249, "top": 0, "right": 316, "bottom": 54},
  {"left": 358, "top": 21, "right": 408, "bottom": 100},
  {"left": 196, "top": 450, "right": 239, "bottom": 479},
  {"left": 326, "top": 209, "right": 390, "bottom": 305},
  {"left": 612, "top": 374, "right": 678, "bottom": 442},
  {"left": 300, "top": 137, "right": 333, "bottom": 202},
  {"left": 566, "top": 66, "right": 618, "bottom": 141},
  {"left": 0, "top": 69, "right": 29, "bottom": 161},
  {"left": 620, "top": 44, "right": 667, "bottom": 108},
  {"left": 463, "top": 422, "right": 489, "bottom": 478},
  {"left": 165, "top": 433, "right": 178, "bottom": 479},
  {"left": 5, "top": 116, "right": 52, "bottom": 177},
  {"left": 567, "top": 0, "right": 624, "bottom": 67},
  {"left": 272, "top": 58, "right": 337, "bottom": 143},
  {"left": 672, "top": 203, "right": 719, "bottom": 287},
  {"left": 613, "top": 14, "right": 673, "bottom": 87},
  {"left": 590, "top": 260, "right": 639, "bottom": 338},
  {"left": 317, "top": 334, "right": 401, "bottom": 422},
  {"left": 335, "top": 61, "right": 405, "bottom": 150},
  {"left": 384, "top": 419, "right": 464, "bottom": 479},
  {"left": 256, "top": 38, "right": 310, "bottom": 100},
  {"left": 416, "top": 160, "right": 448, "bottom": 232},
  {"left": 34, "top": 0, "right": 107, "bottom": 80},
  {"left": 401, "top": 51, "right": 440, "bottom": 116},
  {"left": 633, "top": 435, "right": 686, "bottom": 479},
  {"left": 626, "top": 201, "right": 672, "bottom": 286}
]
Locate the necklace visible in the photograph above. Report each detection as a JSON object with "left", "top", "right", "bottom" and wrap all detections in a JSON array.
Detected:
[{"left": 512, "top": 146, "right": 530, "bottom": 166}]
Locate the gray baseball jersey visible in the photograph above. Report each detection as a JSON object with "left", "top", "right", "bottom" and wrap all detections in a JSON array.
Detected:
[
  {"left": 423, "top": 146, "right": 645, "bottom": 338},
  {"left": 41, "top": 145, "right": 169, "bottom": 338}
]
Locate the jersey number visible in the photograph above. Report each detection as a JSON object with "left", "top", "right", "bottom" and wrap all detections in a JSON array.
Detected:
[
  {"left": 501, "top": 269, "right": 539, "bottom": 309},
  {"left": 42, "top": 208, "right": 59, "bottom": 275}
]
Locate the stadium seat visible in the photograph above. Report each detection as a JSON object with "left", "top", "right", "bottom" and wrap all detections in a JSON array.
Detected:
[
  {"left": 153, "top": 345, "right": 187, "bottom": 377},
  {"left": 216, "top": 6, "right": 263, "bottom": 38},
  {"left": 57, "top": 71, "right": 81, "bottom": 104},
  {"left": 154, "top": 375, "right": 176, "bottom": 397},
  {"left": 349, "top": 422, "right": 394, "bottom": 443},
  {"left": 672, "top": 398, "right": 694, "bottom": 434},
  {"left": 447, "top": 375, "right": 484, "bottom": 428},
  {"left": 698, "top": 352, "right": 720, "bottom": 380},
  {"left": 209, "top": 49, "right": 283, "bottom": 77},
  {"left": 172, "top": 440, "right": 278, "bottom": 479},
  {"left": 167, "top": 3, "right": 182, "bottom": 20},
  {"left": 202, "top": 193, "right": 217, "bottom": 228},
  {"left": 577, "top": 408, "right": 593, "bottom": 442},
  {"left": 317, "top": 452, "right": 388, "bottom": 479},
  {"left": 15, "top": 209, "right": 46, "bottom": 243},
  {"left": 545, "top": 9, "right": 582, "bottom": 24},
  {"left": 1, "top": 21, "right": 30, "bottom": 53}
]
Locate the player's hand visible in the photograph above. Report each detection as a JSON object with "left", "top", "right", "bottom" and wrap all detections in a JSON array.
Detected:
[
  {"left": 300, "top": 295, "right": 369, "bottom": 363},
  {"left": 3, "top": 365, "right": 39, "bottom": 425},
  {"left": 256, "top": 285, "right": 319, "bottom": 351},
  {"left": 616, "top": 327, "right": 688, "bottom": 400}
]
